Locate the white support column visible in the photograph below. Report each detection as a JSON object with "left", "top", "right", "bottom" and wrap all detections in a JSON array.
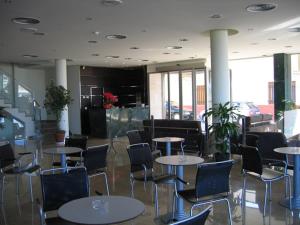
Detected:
[
  {"left": 55, "top": 59, "right": 69, "bottom": 136},
  {"left": 210, "top": 29, "right": 230, "bottom": 105}
]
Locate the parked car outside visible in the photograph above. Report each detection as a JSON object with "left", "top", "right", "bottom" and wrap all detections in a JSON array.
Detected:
[{"left": 232, "top": 101, "right": 260, "bottom": 116}]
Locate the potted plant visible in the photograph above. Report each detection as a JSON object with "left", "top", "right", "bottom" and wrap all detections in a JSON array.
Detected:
[
  {"left": 203, "top": 101, "right": 240, "bottom": 161},
  {"left": 44, "top": 81, "right": 73, "bottom": 142},
  {"left": 103, "top": 92, "right": 118, "bottom": 109}
]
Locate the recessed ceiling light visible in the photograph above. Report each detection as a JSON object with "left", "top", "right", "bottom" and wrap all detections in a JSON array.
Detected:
[
  {"left": 130, "top": 47, "right": 139, "bottom": 50},
  {"left": 288, "top": 27, "right": 300, "bottom": 32},
  {"left": 86, "top": 17, "right": 93, "bottom": 21},
  {"left": 285, "top": 46, "right": 293, "bottom": 48},
  {"left": 166, "top": 46, "right": 182, "bottom": 50},
  {"left": 33, "top": 32, "right": 45, "bottom": 36},
  {"left": 209, "top": 14, "right": 222, "bottom": 19},
  {"left": 20, "top": 27, "right": 38, "bottom": 33},
  {"left": 101, "top": 0, "right": 123, "bottom": 7},
  {"left": 105, "top": 56, "right": 120, "bottom": 59},
  {"left": 12, "top": 17, "right": 40, "bottom": 25},
  {"left": 163, "top": 52, "right": 170, "bottom": 55},
  {"left": 105, "top": 34, "right": 127, "bottom": 40},
  {"left": 179, "top": 38, "right": 188, "bottom": 42},
  {"left": 92, "top": 53, "right": 99, "bottom": 56},
  {"left": 246, "top": 4, "right": 277, "bottom": 12},
  {"left": 88, "top": 40, "right": 98, "bottom": 44},
  {"left": 268, "top": 38, "right": 277, "bottom": 41},
  {"left": 125, "top": 58, "right": 132, "bottom": 60},
  {"left": 232, "top": 51, "right": 240, "bottom": 54},
  {"left": 93, "top": 31, "right": 100, "bottom": 35},
  {"left": 23, "top": 54, "right": 38, "bottom": 58}
]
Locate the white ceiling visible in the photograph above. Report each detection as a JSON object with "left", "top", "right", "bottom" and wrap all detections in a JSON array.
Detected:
[{"left": 0, "top": 0, "right": 300, "bottom": 68}]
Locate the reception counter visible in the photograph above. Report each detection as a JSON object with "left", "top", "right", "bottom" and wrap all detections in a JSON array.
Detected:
[{"left": 89, "top": 107, "right": 150, "bottom": 138}]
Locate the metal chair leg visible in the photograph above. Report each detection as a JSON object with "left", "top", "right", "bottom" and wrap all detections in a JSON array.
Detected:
[
  {"left": 263, "top": 182, "right": 268, "bottom": 216},
  {"left": 225, "top": 198, "right": 233, "bottom": 225},
  {"left": 1, "top": 176, "right": 5, "bottom": 203},
  {"left": 29, "top": 175, "right": 33, "bottom": 202},
  {"left": 269, "top": 182, "right": 272, "bottom": 201},
  {"left": 154, "top": 184, "right": 159, "bottom": 217},
  {"left": 130, "top": 177, "right": 134, "bottom": 197},
  {"left": 103, "top": 173, "right": 110, "bottom": 196},
  {"left": 287, "top": 175, "right": 292, "bottom": 209},
  {"left": 88, "top": 177, "right": 91, "bottom": 196},
  {"left": 16, "top": 175, "right": 20, "bottom": 195}
]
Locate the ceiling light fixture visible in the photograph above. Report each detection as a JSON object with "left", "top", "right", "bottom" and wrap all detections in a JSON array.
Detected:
[
  {"left": 163, "top": 52, "right": 170, "bottom": 55},
  {"left": 288, "top": 27, "right": 300, "bottom": 32},
  {"left": 209, "top": 14, "right": 222, "bottom": 19},
  {"left": 246, "top": 4, "right": 277, "bottom": 12},
  {"left": 232, "top": 51, "right": 240, "bottom": 54},
  {"left": 93, "top": 31, "right": 100, "bottom": 35},
  {"left": 88, "top": 40, "right": 98, "bottom": 43},
  {"left": 33, "top": 32, "right": 45, "bottom": 36},
  {"left": 22, "top": 54, "right": 38, "bottom": 58},
  {"left": 105, "top": 34, "right": 127, "bottom": 40},
  {"left": 105, "top": 56, "right": 120, "bottom": 59},
  {"left": 92, "top": 53, "right": 99, "bottom": 56},
  {"left": 179, "top": 38, "right": 188, "bottom": 42},
  {"left": 285, "top": 46, "right": 293, "bottom": 48},
  {"left": 125, "top": 58, "right": 132, "bottom": 60},
  {"left": 268, "top": 38, "right": 277, "bottom": 41},
  {"left": 166, "top": 46, "right": 182, "bottom": 50},
  {"left": 101, "top": 0, "right": 123, "bottom": 7},
  {"left": 12, "top": 17, "right": 40, "bottom": 25},
  {"left": 20, "top": 27, "right": 38, "bottom": 33},
  {"left": 251, "top": 42, "right": 258, "bottom": 45},
  {"left": 130, "top": 47, "right": 139, "bottom": 50}
]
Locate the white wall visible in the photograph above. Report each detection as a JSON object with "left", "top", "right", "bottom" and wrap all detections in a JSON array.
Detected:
[{"left": 67, "top": 66, "right": 81, "bottom": 134}]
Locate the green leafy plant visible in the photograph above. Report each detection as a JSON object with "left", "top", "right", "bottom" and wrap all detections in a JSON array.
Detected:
[
  {"left": 203, "top": 102, "right": 240, "bottom": 154},
  {"left": 44, "top": 81, "right": 73, "bottom": 122}
]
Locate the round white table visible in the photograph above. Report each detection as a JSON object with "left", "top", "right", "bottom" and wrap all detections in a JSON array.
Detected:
[
  {"left": 44, "top": 147, "right": 82, "bottom": 169},
  {"left": 274, "top": 147, "right": 300, "bottom": 209},
  {"left": 153, "top": 137, "right": 185, "bottom": 174},
  {"left": 155, "top": 155, "right": 204, "bottom": 221},
  {"left": 58, "top": 196, "right": 145, "bottom": 224}
]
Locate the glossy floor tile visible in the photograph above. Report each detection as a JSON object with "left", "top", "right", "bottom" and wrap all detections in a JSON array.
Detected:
[{"left": 1, "top": 137, "right": 300, "bottom": 225}]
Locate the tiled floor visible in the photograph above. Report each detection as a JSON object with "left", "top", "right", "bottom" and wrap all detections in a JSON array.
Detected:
[{"left": 1, "top": 137, "right": 300, "bottom": 225}]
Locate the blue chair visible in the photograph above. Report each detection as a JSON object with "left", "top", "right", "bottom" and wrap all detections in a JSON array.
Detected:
[
  {"left": 175, "top": 160, "right": 234, "bottom": 225},
  {"left": 169, "top": 206, "right": 211, "bottom": 225}
]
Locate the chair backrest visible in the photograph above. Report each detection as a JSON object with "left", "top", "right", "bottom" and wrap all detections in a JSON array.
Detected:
[
  {"left": 126, "top": 143, "right": 153, "bottom": 173},
  {"left": 65, "top": 136, "right": 88, "bottom": 150},
  {"left": 0, "top": 142, "right": 16, "bottom": 168},
  {"left": 83, "top": 144, "right": 109, "bottom": 172},
  {"left": 245, "top": 134, "right": 258, "bottom": 147},
  {"left": 195, "top": 160, "right": 234, "bottom": 198},
  {"left": 255, "top": 132, "right": 287, "bottom": 162},
  {"left": 40, "top": 167, "right": 89, "bottom": 212},
  {"left": 127, "top": 130, "right": 143, "bottom": 145},
  {"left": 240, "top": 145, "right": 263, "bottom": 175},
  {"left": 169, "top": 207, "right": 211, "bottom": 225}
]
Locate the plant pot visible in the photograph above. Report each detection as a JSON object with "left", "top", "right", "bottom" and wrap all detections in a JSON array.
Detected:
[
  {"left": 214, "top": 152, "right": 230, "bottom": 162},
  {"left": 55, "top": 130, "right": 65, "bottom": 142}
]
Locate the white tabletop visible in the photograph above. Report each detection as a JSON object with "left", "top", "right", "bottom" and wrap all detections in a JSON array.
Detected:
[
  {"left": 274, "top": 147, "right": 300, "bottom": 155},
  {"left": 155, "top": 155, "right": 204, "bottom": 166},
  {"left": 152, "top": 137, "right": 184, "bottom": 143},
  {"left": 43, "top": 147, "right": 82, "bottom": 155},
  {"left": 58, "top": 196, "right": 145, "bottom": 225}
]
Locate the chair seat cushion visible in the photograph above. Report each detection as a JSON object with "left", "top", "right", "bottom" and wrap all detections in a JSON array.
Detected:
[{"left": 178, "top": 188, "right": 228, "bottom": 204}]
